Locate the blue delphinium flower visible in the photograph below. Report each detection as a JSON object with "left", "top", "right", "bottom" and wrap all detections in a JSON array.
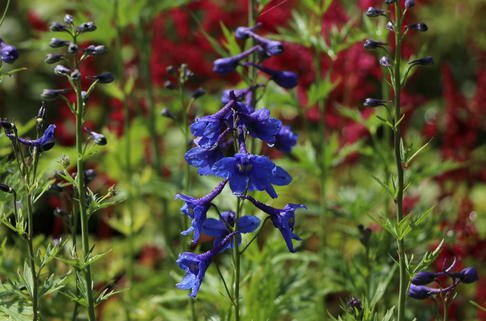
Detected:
[
  {"left": 202, "top": 211, "right": 260, "bottom": 251},
  {"left": 454, "top": 267, "right": 479, "bottom": 284},
  {"left": 237, "top": 108, "right": 282, "bottom": 144},
  {"left": 363, "top": 39, "right": 387, "bottom": 50},
  {"left": 213, "top": 45, "right": 262, "bottom": 74},
  {"left": 409, "top": 56, "right": 434, "bottom": 66},
  {"left": 176, "top": 231, "right": 238, "bottom": 297},
  {"left": 411, "top": 271, "right": 439, "bottom": 285},
  {"left": 274, "top": 125, "right": 298, "bottom": 153},
  {"left": 175, "top": 179, "right": 228, "bottom": 243},
  {"left": 87, "top": 72, "right": 114, "bottom": 84},
  {"left": 17, "top": 124, "right": 56, "bottom": 151},
  {"left": 0, "top": 39, "right": 19, "bottom": 64},
  {"left": 245, "top": 62, "right": 298, "bottom": 89},
  {"left": 239, "top": 195, "right": 305, "bottom": 252},
  {"left": 212, "top": 153, "right": 292, "bottom": 198},
  {"left": 184, "top": 146, "right": 224, "bottom": 176},
  {"left": 235, "top": 24, "right": 283, "bottom": 56}
]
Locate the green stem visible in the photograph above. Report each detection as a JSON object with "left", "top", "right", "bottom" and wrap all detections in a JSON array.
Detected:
[
  {"left": 26, "top": 193, "right": 38, "bottom": 321},
  {"left": 393, "top": 4, "right": 407, "bottom": 321},
  {"left": 73, "top": 35, "right": 97, "bottom": 321},
  {"left": 233, "top": 198, "right": 243, "bottom": 321},
  {"left": 442, "top": 300, "right": 448, "bottom": 321}
]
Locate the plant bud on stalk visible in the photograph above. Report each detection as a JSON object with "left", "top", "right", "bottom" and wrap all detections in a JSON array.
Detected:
[
  {"left": 0, "top": 183, "right": 14, "bottom": 193},
  {"left": 45, "top": 53, "right": 63, "bottom": 64},
  {"left": 49, "top": 38, "right": 69, "bottom": 48},
  {"left": 366, "top": 7, "right": 387, "bottom": 17},
  {"left": 50, "top": 22, "right": 67, "bottom": 32},
  {"left": 407, "top": 23, "right": 428, "bottom": 32}
]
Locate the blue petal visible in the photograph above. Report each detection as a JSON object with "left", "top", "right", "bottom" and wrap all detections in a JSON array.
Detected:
[
  {"left": 238, "top": 215, "right": 261, "bottom": 233},
  {"left": 202, "top": 218, "right": 227, "bottom": 237},
  {"left": 229, "top": 173, "right": 249, "bottom": 195},
  {"left": 212, "top": 157, "right": 236, "bottom": 178},
  {"left": 270, "top": 166, "right": 292, "bottom": 186},
  {"left": 177, "top": 273, "right": 196, "bottom": 290}
]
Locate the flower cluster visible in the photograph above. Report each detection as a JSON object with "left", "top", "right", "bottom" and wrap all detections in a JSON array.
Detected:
[
  {"left": 175, "top": 24, "right": 305, "bottom": 297},
  {"left": 409, "top": 260, "right": 478, "bottom": 300}
]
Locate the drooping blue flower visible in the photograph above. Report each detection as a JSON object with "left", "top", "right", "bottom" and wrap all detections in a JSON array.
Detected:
[
  {"left": 212, "top": 153, "right": 291, "bottom": 198},
  {"left": 246, "top": 62, "right": 298, "bottom": 89},
  {"left": 87, "top": 72, "right": 114, "bottom": 84},
  {"left": 184, "top": 146, "right": 224, "bottom": 176},
  {"left": 176, "top": 231, "right": 238, "bottom": 297},
  {"left": 274, "top": 125, "right": 298, "bottom": 153},
  {"left": 202, "top": 211, "right": 260, "bottom": 250},
  {"left": 175, "top": 179, "right": 228, "bottom": 243},
  {"left": 0, "top": 39, "right": 19, "bottom": 64},
  {"left": 454, "top": 267, "right": 479, "bottom": 284},
  {"left": 190, "top": 100, "right": 235, "bottom": 149},
  {"left": 213, "top": 45, "right": 262, "bottom": 74},
  {"left": 411, "top": 271, "right": 439, "bottom": 285},
  {"left": 237, "top": 108, "right": 282, "bottom": 144},
  {"left": 239, "top": 195, "right": 305, "bottom": 252},
  {"left": 17, "top": 124, "right": 56, "bottom": 151},
  {"left": 408, "top": 283, "right": 457, "bottom": 300},
  {"left": 235, "top": 24, "right": 283, "bottom": 56},
  {"left": 41, "top": 88, "right": 72, "bottom": 100}
]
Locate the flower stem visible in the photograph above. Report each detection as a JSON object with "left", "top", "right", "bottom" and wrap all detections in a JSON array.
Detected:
[
  {"left": 393, "top": 4, "right": 407, "bottom": 321},
  {"left": 233, "top": 197, "right": 243, "bottom": 321},
  {"left": 26, "top": 192, "right": 38, "bottom": 321},
  {"left": 73, "top": 36, "right": 97, "bottom": 321}
]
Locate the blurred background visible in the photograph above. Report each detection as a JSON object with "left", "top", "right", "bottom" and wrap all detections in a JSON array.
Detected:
[{"left": 0, "top": 0, "right": 485, "bottom": 320}]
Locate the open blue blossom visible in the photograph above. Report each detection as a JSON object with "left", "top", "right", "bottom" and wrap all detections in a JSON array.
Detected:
[
  {"left": 17, "top": 124, "right": 56, "bottom": 151},
  {"left": 246, "top": 62, "right": 298, "bottom": 89},
  {"left": 239, "top": 195, "right": 305, "bottom": 252},
  {"left": 175, "top": 179, "right": 228, "bottom": 243},
  {"left": 213, "top": 46, "right": 262, "bottom": 74},
  {"left": 0, "top": 39, "right": 19, "bottom": 64},
  {"left": 237, "top": 108, "right": 282, "bottom": 144},
  {"left": 212, "top": 153, "right": 291, "bottom": 198},
  {"left": 190, "top": 100, "right": 234, "bottom": 149},
  {"left": 184, "top": 146, "right": 224, "bottom": 176},
  {"left": 202, "top": 211, "right": 260, "bottom": 251},
  {"left": 176, "top": 232, "right": 237, "bottom": 297}
]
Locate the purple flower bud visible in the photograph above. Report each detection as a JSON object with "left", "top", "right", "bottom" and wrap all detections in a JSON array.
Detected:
[
  {"left": 83, "top": 45, "right": 107, "bottom": 56},
  {"left": 0, "top": 41, "right": 19, "bottom": 64},
  {"left": 405, "top": 0, "right": 415, "bottom": 9},
  {"left": 0, "top": 183, "right": 14, "bottom": 193},
  {"left": 363, "top": 98, "right": 392, "bottom": 107},
  {"left": 409, "top": 56, "right": 434, "bottom": 66},
  {"left": 54, "top": 65, "right": 71, "bottom": 76},
  {"left": 76, "top": 22, "right": 96, "bottom": 33},
  {"left": 50, "top": 22, "right": 67, "bottom": 32},
  {"left": 160, "top": 108, "right": 174, "bottom": 119},
  {"left": 408, "top": 284, "right": 433, "bottom": 299},
  {"left": 379, "top": 56, "right": 392, "bottom": 67},
  {"left": 192, "top": 88, "right": 205, "bottom": 99},
  {"left": 64, "top": 14, "right": 74, "bottom": 25},
  {"left": 385, "top": 0, "right": 396, "bottom": 4},
  {"left": 41, "top": 88, "right": 72, "bottom": 100},
  {"left": 213, "top": 46, "right": 262, "bottom": 74},
  {"left": 412, "top": 271, "right": 438, "bottom": 285},
  {"left": 386, "top": 22, "right": 395, "bottom": 31},
  {"left": 49, "top": 38, "right": 70, "bottom": 48},
  {"left": 366, "top": 7, "right": 386, "bottom": 17},
  {"left": 456, "top": 267, "right": 479, "bottom": 284},
  {"left": 67, "top": 43, "right": 78, "bottom": 54},
  {"left": 45, "top": 53, "right": 63, "bottom": 64},
  {"left": 246, "top": 62, "right": 298, "bottom": 89},
  {"left": 84, "top": 169, "right": 96, "bottom": 183},
  {"left": 347, "top": 297, "right": 362, "bottom": 310},
  {"left": 364, "top": 39, "right": 387, "bottom": 50},
  {"left": 407, "top": 23, "right": 428, "bottom": 32},
  {"left": 87, "top": 72, "right": 114, "bottom": 84},
  {"left": 84, "top": 127, "right": 107, "bottom": 145},
  {"left": 235, "top": 23, "right": 261, "bottom": 39}
]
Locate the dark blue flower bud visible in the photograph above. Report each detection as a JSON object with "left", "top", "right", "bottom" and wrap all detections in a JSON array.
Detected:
[
  {"left": 247, "top": 62, "right": 298, "bottom": 89},
  {"left": 164, "top": 80, "right": 176, "bottom": 90},
  {"left": 192, "top": 88, "right": 205, "bottom": 99},
  {"left": 77, "top": 22, "right": 97, "bottom": 33},
  {"left": 84, "top": 127, "right": 107, "bottom": 145},
  {"left": 405, "top": 0, "right": 415, "bottom": 8},
  {"left": 379, "top": 56, "right": 392, "bottom": 67},
  {"left": 87, "top": 72, "right": 114, "bottom": 84},
  {"left": 412, "top": 271, "right": 438, "bottom": 285},
  {"left": 385, "top": 0, "right": 396, "bottom": 4},
  {"left": 64, "top": 14, "right": 74, "bottom": 25},
  {"left": 456, "top": 267, "right": 479, "bottom": 284},
  {"left": 0, "top": 183, "right": 14, "bottom": 193},
  {"left": 386, "top": 22, "right": 395, "bottom": 31},
  {"left": 83, "top": 45, "right": 107, "bottom": 56},
  {"left": 17, "top": 124, "right": 56, "bottom": 151},
  {"left": 0, "top": 43, "right": 19, "bottom": 64},
  {"left": 407, "top": 23, "right": 428, "bottom": 32},
  {"left": 366, "top": 7, "right": 386, "bottom": 17},
  {"left": 408, "top": 56, "right": 434, "bottom": 66},
  {"left": 84, "top": 169, "right": 96, "bottom": 183},
  {"left": 363, "top": 98, "right": 391, "bottom": 107},
  {"left": 53, "top": 207, "right": 69, "bottom": 217},
  {"left": 347, "top": 297, "right": 362, "bottom": 310},
  {"left": 364, "top": 39, "right": 387, "bottom": 50},
  {"left": 70, "top": 69, "right": 81, "bottom": 81},
  {"left": 160, "top": 108, "right": 174, "bottom": 119},
  {"left": 41, "top": 88, "right": 72, "bottom": 100},
  {"left": 50, "top": 22, "right": 68, "bottom": 32},
  {"left": 49, "top": 38, "right": 70, "bottom": 48},
  {"left": 408, "top": 284, "right": 432, "bottom": 299},
  {"left": 54, "top": 65, "right": 71, "bottom": 76},
  {"left": 49, "top": 183, "right": 63, "bottom": 193},
  {"left": 213, "top": 46, "right": 262, "bottom": 74},
  {"left": 44, "top": 53, "right": 63, "bottom": 64},
  {"left": 67, "top": 43, "right": 78, "bottom": 54}
]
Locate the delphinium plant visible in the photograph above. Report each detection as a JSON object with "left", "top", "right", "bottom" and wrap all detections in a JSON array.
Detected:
[
  {"left": 41, "top": 14, "right": 114, "bottom": 321},
  {"left": 174, "top": 22, "right": 304, "bottom": 321},
  {"left": 363, "top": 1, "right": 480, "bottom": 320}
]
